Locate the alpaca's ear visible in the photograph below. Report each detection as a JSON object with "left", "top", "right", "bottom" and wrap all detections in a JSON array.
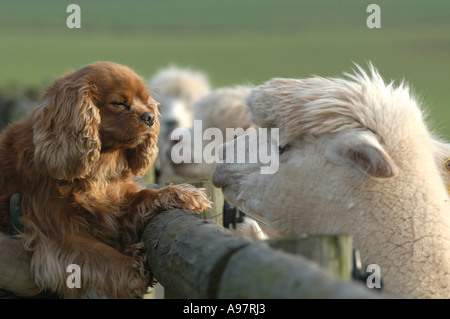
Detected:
[
  {"left": 33, "top": 75, "right": 101, "bottom": 180},
  {"left": 325, "top": 130, "right": 398, "bottom": 178}
]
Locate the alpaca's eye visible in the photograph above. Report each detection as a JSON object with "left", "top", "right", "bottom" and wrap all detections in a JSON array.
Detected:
[
  {"left": 444, "top": 159, "right": 450, "bottom": 172},
  {"left": 279, "top": 144, "right": 290, "bottom": 155}
]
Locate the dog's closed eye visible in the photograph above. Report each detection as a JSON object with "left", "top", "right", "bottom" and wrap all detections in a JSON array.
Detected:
[{"left": 111, "top": 101, "right": 131, "bottom": 110}]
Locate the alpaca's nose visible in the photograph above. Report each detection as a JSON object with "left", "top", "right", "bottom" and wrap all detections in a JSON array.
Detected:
[{"left": 140, "top": 112, "right": 155, "bottom": 127}]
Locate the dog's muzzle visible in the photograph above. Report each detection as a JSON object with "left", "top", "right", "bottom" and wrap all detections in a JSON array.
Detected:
[{"left": 140, "top": 112, "right": 155, "bottom": 127}]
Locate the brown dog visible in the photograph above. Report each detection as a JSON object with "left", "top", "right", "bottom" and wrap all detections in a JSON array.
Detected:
[{"left": 0, "top": 61, "right": 210, "bottom": 298}]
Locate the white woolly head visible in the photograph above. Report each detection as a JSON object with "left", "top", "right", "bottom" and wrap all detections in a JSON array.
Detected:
[
  {"left": 149, "top": 66, "right": 211, "bottom": 145},
  {"left": 149, "top": 66, "right": 211, "bottom": 106},
  {"left": 246, "top": 64, "right": 429, "bottom": 151}
]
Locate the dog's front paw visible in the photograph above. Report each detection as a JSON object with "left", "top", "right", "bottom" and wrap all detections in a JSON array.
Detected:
[
  {"left": 128, "top": 256, "right": 151, "bottom": 298},
  {"left": 124, "top": 242, "right": 151, "bottom": 297},
  {"left": 159, "top": 184, "right": 211, "bottom": 213},
  {"left": 175, "top": 184, "right": 212, "bottom": 213}
]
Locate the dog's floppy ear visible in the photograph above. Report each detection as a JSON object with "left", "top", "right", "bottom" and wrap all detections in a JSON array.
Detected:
[{"left": 33, "top": 73, "right": 101, "bottom": 181}]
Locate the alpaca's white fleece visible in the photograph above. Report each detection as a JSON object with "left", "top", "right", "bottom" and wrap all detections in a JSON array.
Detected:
[{"left": 213, "top": 65, "right": 450, "bottom": 298}]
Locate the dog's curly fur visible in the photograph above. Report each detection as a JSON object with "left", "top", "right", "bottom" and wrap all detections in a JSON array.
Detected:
[{"left": 0, "top": 61, "right": 211, "bottom": 298}]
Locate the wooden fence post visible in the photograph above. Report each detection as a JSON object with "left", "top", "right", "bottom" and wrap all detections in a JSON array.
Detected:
[
  {"left": 143, "top": 165, "right": 156, "bottom": 184},
  {"left": 149, "top": 179, "right": 224, "bottom": 298},
  {"left": 266, "top": 234, "right": 353, "bottom": 280},
  {"left": 142, "top": 209, "right": 378, "bottom": 298}
]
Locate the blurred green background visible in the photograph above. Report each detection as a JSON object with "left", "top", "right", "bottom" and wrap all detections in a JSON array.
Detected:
[{"left": 0, "top": 0, "right": 449, "bottom": 138}]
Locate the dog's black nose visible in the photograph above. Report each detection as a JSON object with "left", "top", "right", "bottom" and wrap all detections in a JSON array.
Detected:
[{"left": 140, "top": 112, "right": 155, "bottom": 127}]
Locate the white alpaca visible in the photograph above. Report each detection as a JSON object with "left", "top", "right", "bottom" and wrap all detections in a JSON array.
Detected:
[
  {"left": 212, "top": 66, "right": 450, "bottom": 298},
  {"left": 148, "top": 66, "right": 211, "bottom": 183},
  {"left": 168, "top": 85, "right": 255, "bottom": 179},
  {"left": 164, "top": 85, "right": 269, "bottom": 240}
]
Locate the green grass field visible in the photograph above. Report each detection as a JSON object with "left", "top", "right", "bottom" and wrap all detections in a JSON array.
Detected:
[{"left": 1, "top": 0, "right": 449, "bottom": 138}]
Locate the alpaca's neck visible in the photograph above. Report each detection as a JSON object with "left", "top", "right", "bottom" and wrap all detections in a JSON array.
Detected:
[{"left": 356, "top": 165, "right": 450, "bottom": 298}]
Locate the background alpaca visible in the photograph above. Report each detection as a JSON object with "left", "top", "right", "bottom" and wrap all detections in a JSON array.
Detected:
[
  {"left": 212, "top": 66, "right": 450, "bottom": 298},
  {"left": 165, "top": 84, "right": 268, "bottom": 240},
  {"left": 167, "top": 85, "right": 255, "bottom": 179},
  {"left": 148, "top": 66, "right": 211, "bottom": 184}
]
